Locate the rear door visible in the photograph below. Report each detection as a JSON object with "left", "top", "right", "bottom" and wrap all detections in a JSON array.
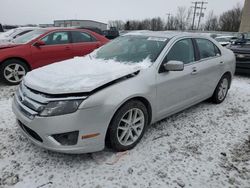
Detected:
[
  {"left": 193, "top": 38, "right": 224, "bottom": 97},
  {"left": 31, "top": 31, "right": 73, "bottom": 67},
  {"left": 71, "top": 31, "right": 101, "bottom": 57}
]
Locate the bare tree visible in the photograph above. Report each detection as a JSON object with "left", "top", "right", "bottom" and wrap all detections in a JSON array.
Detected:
[
  {"left": 204, "top": 11, "right": 219, "bottom": 31},
  {"left": 151, "top": 17, "right": 164, "bottom": 31},
  {"left": 124, "top": 21, "right": 131, "bottom": 30},
  {"left": 219, "top": 4, "right": 242, "bottom": 32},
  {"left": 165, "top": 15, "right": 177, "bottom": 30},
  {"left": 175, "top": 6, "right": 192, "bottom": 30},
  {"left": 141, "top": 19, "right": 151, "bottom": 30},
  {"left": 108, "top": 20, "right": 125, "bottom": 30}
]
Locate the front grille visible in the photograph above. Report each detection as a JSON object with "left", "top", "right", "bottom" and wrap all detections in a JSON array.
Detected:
[
  {"left": 15, "top": 82, "right": 87, "bottom": 119},
  {"left": 18, "top": 121, "right": 43, "bottom": 143},
  {"left": 17, "top": 84, "right": 46, "bottom": 113}
]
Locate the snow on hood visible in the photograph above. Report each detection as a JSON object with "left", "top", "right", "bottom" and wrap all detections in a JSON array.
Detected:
[
  {"left": 24, "top": 56, "right": 152, "bottom": 94},
  {"left": 0, "top": 34, "right": 11, "bottom": 43}
]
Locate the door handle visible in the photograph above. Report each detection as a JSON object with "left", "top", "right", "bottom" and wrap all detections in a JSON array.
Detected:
[
  {"left": 191, "top": 68, "right": 198, "bottom": 75},
  {"left": 219, "top": 61, "right": 224, "bottom": 65},
  {"left": 65, "top": 46, "right": 70, "bottom": 50}
]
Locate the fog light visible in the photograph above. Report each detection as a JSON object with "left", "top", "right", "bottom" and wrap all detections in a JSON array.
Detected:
[{"left": 52, "top": 131, "right": 79, "bottom": 146}]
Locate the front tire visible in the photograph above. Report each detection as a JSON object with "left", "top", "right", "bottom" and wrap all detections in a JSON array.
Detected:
[
  {"left": 211, "top": 74, "right": 230, "bottom": 104},
  {"left": 0, "top": 59, "right": 29, "bottom": 85},
  {"left": 107, "top": 100, "right": 148, "bottom": 152}
]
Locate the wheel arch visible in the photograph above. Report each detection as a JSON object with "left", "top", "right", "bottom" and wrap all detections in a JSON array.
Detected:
[
  {"left": 1, "top": 57, "right": 31, "bottom": 71},
  {"left": 223, "top": 71, "right": 232, "bottom": 88},
  {"left": 105, "top": 96, "right": 153, "bottom": 147}
]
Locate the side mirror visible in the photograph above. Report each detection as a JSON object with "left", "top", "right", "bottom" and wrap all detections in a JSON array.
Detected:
[
  {"left": 163, "top": 60, "right": 184, "bottom": 71},
  {"left": 34, "top": 40, "right": 45, "bottom": 47}
]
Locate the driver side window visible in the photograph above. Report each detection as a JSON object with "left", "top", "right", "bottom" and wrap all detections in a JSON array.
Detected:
[{"left": 164, "top": 38, "right": 195, "bottom": 64}]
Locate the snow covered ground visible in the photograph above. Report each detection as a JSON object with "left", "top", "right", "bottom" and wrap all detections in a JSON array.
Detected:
[{"left": 0, "top": 75, "right": 249, "bottom": 188}]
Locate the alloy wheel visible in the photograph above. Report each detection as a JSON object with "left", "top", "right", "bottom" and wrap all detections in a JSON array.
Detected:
[
  {"left": 117, "top": 108, "right": 145, "bottom": 146},
  {"left": 4, "top": 63, "right": 26, "bottom": 83},
  {"left": 218, "top": 78, "right": 229, "bottom": 101}
]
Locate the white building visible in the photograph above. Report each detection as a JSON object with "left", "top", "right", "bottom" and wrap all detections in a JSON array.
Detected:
[{"left": 54, "top": 20, "right": 107, "bottom": 30}]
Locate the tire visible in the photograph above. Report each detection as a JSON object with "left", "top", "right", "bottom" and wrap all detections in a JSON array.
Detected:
[
  {"left": 107, "top": 100, "right": 148, "bottom": 152},
  {"left": 211, "top": 74, "right": 230, "bottom": 104},
  {"left": 0, "top": 59, "right": 29, "bottom": 85}
]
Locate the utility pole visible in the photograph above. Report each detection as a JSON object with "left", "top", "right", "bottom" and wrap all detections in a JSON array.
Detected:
[
  {"left": 191, "top": 1, "right": 208, "bottom": 30},
  {"left": 166, "top": 13, "right": 171, "bottom": 30},
  {"left": 197, "top": 1, "right": 208, "bottom": 30},
  {"left": 191, "top": 2, "right": 198, "bottom": 30}
]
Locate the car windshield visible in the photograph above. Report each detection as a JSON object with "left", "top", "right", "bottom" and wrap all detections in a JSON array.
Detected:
[
  {"left": 0, "top": 28, "right": 19, "bottom": 37},
  {"left": 13, "top": 29, "right": 47, "bottom": 44},
  {"left": 95, "top": 35, "right": 168, "bottom": 63}
]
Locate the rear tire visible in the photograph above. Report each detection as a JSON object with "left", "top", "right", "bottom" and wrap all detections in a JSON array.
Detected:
[
  {"left": 107, "top": 100, "right": 148, "bottom": 152},
  {"left": 0, "top": 59, "right": 29, "bottom": 85},
  {"left": 211, "top": 74, "right": 230, "bottom": 104}
]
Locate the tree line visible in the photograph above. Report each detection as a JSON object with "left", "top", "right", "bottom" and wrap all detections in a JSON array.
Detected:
[{"left": 108, "top": 4, "right": 242, "bottom": 32}]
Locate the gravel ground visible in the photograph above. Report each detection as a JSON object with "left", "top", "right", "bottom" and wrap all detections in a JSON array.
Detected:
[{"left": 0, "top": 76, "right": 249, "bottom": 188}]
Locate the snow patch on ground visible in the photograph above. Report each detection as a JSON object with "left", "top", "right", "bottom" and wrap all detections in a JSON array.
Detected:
[{"left": 0, "top": 76, "right": 249, "bottom": 188}]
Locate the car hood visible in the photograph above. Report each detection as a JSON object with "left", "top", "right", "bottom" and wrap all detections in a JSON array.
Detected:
[
  {"left": 24, "top": 56, "right": 152, "bottom": 95},
  {"left": 219, "top": 42, "right": 230, "bottom": 46},
  {"left": 0, "top": 42, "right": 22, "bottom": 49},
  {"left": 0, "top": 34, "right": 11, "bottom": 41},
  {"left": 229, "top": 45, "right": 250, "bottom": 54}
]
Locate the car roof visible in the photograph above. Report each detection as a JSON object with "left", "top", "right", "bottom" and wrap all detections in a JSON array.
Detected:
[
  {"left": 215, "top": 36, "right": 235, "bottom": 39},
  {"left": 39, "top": 27, "right": 93, "bottom": 32},
  {"left": 124, "top": 31, "right": 211, "bottom": 39},
  {"left": 17, "top": 27, "right": 40, "bottom": 30}
]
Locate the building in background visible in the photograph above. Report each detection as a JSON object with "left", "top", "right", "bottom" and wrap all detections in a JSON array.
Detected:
[
  {"left": 54, "top": 20, "right": 107, "bottom": 30},
  {"left": 39, "top": 24, "right": 54, "bottom": 28},
  {"left": 240, "top": 0, "right": 250, "bottom": 32}
]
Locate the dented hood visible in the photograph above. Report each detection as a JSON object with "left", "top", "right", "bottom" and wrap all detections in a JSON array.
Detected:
[{"left": 24, "top": 56, "right": 151, "bottom": 95}]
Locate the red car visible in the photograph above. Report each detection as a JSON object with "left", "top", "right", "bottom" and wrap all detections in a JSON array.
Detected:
[{"left": 0, "top": 28, "right": 109, "bottom": 84}]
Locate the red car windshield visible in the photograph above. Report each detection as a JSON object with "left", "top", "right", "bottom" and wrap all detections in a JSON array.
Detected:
[{"left": 13, "top": 29, "right": 47, "bottom": 44}]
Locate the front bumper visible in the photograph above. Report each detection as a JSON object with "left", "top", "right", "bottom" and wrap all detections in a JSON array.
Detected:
[{"left": 12, "top": 97, "right": 111, "bottom": 154}]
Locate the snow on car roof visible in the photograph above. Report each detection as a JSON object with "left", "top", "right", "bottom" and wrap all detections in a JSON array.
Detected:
[
  {"left": 215, "top": 36, "right": 235, "bottom": 39},
  {"left": 124, "top": 31, "right": 209, "bottom": 39}
]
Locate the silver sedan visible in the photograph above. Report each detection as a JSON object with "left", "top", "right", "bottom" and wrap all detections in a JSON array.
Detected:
[{"left": 12, "top": 32, "right": 236, "bottom": 153}]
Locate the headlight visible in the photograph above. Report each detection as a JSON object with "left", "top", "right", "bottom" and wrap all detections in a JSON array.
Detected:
[{"left": 39, "top": 100, "right": 83, "bottom": 117}]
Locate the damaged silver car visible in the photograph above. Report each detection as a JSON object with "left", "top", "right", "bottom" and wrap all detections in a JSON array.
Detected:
[{"left": 12, "top": 32, "right": 236, "bottom": 153}]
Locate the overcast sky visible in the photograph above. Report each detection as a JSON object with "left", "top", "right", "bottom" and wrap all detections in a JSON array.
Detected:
[{"left": 0, "top": 0, "right": 245, "bottom": 25}]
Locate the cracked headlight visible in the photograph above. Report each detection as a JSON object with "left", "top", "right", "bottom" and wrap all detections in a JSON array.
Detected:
[{"left": 39, "top": 100, "right": 83, "bottom": 117}]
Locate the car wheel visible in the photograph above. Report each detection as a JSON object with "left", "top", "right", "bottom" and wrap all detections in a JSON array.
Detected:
[
  {"left": 107, "top": 100, "right": 148, "bottom": 152},
  {"left": 212, "top": 74, "right": 230, "bottom": 104},
  {"left": 0, "top": 59, "right": 29, "bottom": 85}
]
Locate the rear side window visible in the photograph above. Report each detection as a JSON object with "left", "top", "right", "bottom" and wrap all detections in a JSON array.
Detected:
[
  {"left": 71, "top": 31, "right": 96, "bottom": 43},
  {"left": 196, "top": 38, "right": 220, "bottom": 59},
  {"left": 165, "top": 38, "right": 195, "bottom": 64},
  {"left": 14, "top": 30, "right": 32, "bottom": 38}
]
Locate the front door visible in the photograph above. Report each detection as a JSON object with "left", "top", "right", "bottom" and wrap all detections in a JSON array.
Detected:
[
  {"left": 31, "top": 31, "right": 73, "bottom": 68},
  {"left": 156, "top": 38, "right": 200, "bottom": 119}
]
